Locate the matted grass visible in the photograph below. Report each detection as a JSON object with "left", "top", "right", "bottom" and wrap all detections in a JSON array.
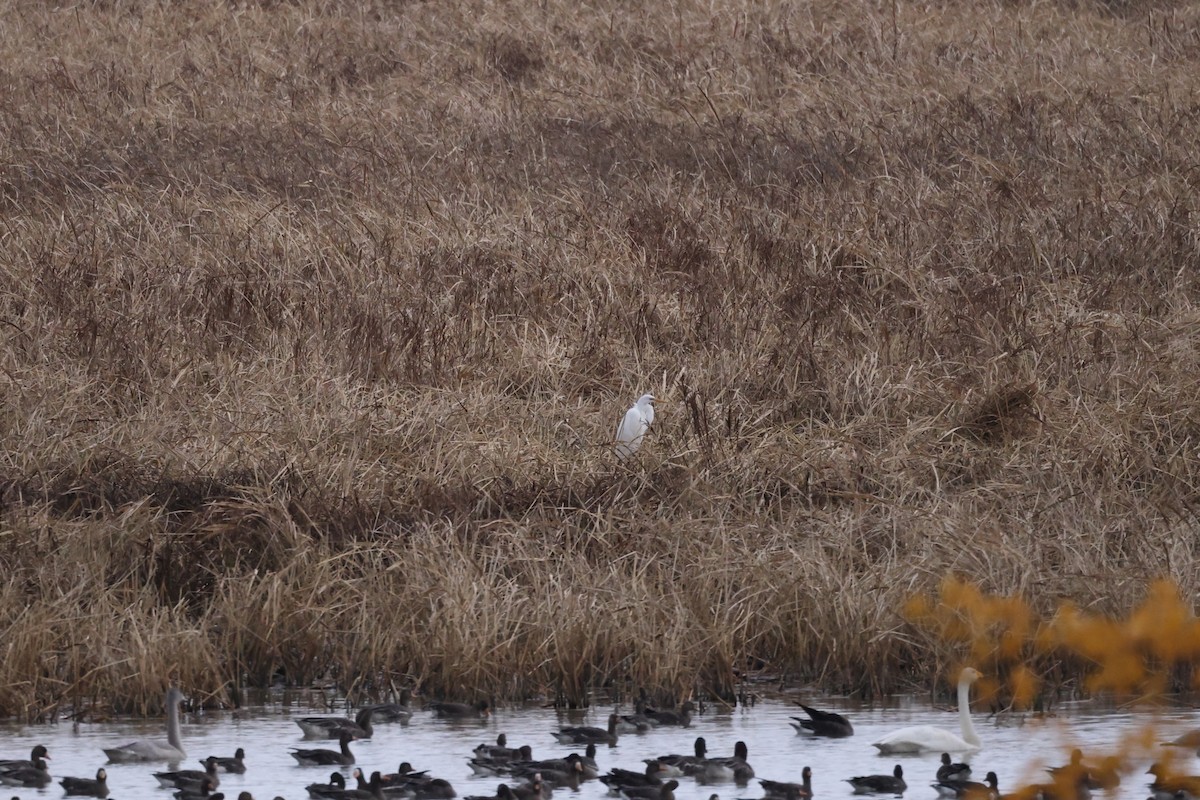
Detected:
[{"left": 0, "top": 0, "right": 1199, "bottom": 717}]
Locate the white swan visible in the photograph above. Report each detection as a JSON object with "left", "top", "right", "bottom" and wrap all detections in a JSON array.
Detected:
[
  {"left": 872, "top": 667, "right": 982, "bottom": 754},
  {"left": 103, "top": 686, "right": 186, "bottom": 763}
]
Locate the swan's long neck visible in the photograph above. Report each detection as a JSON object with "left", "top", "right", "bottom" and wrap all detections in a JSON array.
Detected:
[
  {"left": 166, "top": 691, "right": 183, "bottom": 751},
  {"left": 957, "top": 677, "right": 980, "bottom": 746}
]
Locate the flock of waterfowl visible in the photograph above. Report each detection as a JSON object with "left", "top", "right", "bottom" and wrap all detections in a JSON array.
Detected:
[{"left": 2, "top": 670, "right": 1200, "bottom": 800}]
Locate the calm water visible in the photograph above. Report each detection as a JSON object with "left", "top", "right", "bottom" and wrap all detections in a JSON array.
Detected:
[{"left": 0, "top": 693, "right": 1197, "bottom": 800}]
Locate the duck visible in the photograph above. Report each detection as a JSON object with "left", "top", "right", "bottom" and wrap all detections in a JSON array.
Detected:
[
  {"left": 872, "top": 668, "right": 982, "bottom": 755},
  {"left": 173, "top": 776, "right": 220, "bottom": 800},
  {"left": 412, "top": 779, "right": 457, "bottom": 799},
  {"left": 552, "top": 713, "right": 619, "bottom": 745},
  {"left": 290, "top": 731, "right": 356, "bottom": 766},
  {"left": 616, "top": 711, "right": 654, "bottom": 734},
  {"left": 687, "top": 742, "right": 754, "bottom": 785},
  {"left": 618, "top": 780, "right": 678, "bottom": 800},
  {"left": 367, "top": 689, "right": 415, "bottom": 723},
  {"left": 295, "top": 706, "right": 375, "bottom": 739},
  {"left": 463, "top": 785, "right": 520, "bottom": 800},
  {"left": 60, "top": 768, "right": 109, "bottom": 798},
  {"left": 600, "top": 761, "right": 669, "bottom": 791},
  {"left": 304, "top": 771, "right": 346, "bottom": 800},
  {"left": 513, "top": 759, "right": 585, "bottom": 791},
  {"left": 644, "top": 702, "right": 695, "bottom": 727},
  {"left": 789, "top": 704, "right": 854, "bottom": 737},
  {"left": 1148, "top": 763, "right": 1200, "bottom": 800},
  {"left": 1048, "top": 750, "right": 1117, "bottom": 791},
  {"left": 0, "top": 758, "right": 51, "bottom": 788},
  {"left": 427, "top": 700, "right": 491, "bottom": 719},
  {"left": 937, "top": 753, "right": 972, "bottom": 783},
  {"left": 103, "top": 685, "right": 188, "bottom": 763},
  {"left": 155, "top": 756, "right": 221, "bottom": 790},
  {"left": 509, "top": 776, "right": 551, "bottom": 800},
  {"left": 474, "top": 734, "right": 522, "bottom": 761},
  {"left": 1162, "top": 730, "right": 1200, "bottom": 750},
  {"left": 760, "top": 767, "right": 813, "bottom": 799},
  {"left": 506, "top": 750, "right": 597, "bottom": 781},
  {"left": 324, "top": 770, "right": 383, "bottom": 800},
  {"left": 469, "top": 746, "right": 535, "bottom": 776},
  {"left": 0, "top": 745, "right": 49, "bottom": 771},
  {"left": 654, "top": 737, "right": 708, "bottom": 777},
  {"left": 208, "top": 748, "right": 246, "bottom": 774},
  {"left": 846, "top": 765, "right": 906, "bottom": 795},
  {"left": 382, "top": 762, "right": 432, "bottom": 789},
  {"left": 933, "top": 771, "right": 998, "bottom": 800}
]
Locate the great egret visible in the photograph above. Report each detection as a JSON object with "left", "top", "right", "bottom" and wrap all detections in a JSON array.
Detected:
[{"left": 616, "top": 393, "right": 655, "bottom": 460}]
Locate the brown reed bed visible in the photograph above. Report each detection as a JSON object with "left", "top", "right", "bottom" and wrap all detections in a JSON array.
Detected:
[{"left": 0, "top": 0, "right": 1199, "bottom": 718}]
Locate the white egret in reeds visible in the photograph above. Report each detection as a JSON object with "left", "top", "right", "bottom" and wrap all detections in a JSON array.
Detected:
[
  {"left": 872, "top": 667, "right": 982, "bottom": 754},
  {"left": 615, "top": 393, "right": 655, "bottom": 461}
]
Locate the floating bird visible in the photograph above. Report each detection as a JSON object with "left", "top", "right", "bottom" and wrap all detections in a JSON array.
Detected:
[
  {"left": 0, "top": 757, "right": 51, "bottom": 788},
  {"left": 933, "top": 771, "right": 998, "bottom": 799},
  {"left": 289, "top": 731, "right": 356, "bottom": 766},
  {"left": 381, "top": 761, "right": 432, "bottom": 790},
  {"left": 505, "top": 749, "right": 597, "bottom": 782},
  {"left": 686, "top": 741, "right": 754, "bottom": 785},
  {"left": 644, "top": 702, "right": 695, "bottom": 727},
  {"left": 552, "top": 713, "right": 619, "bottom": 746},
  {"left": 305, "top": 771, "right": 346, "bottom": 800},
  {"left": 1047, "top": 749, "right": 1115, "bottom": 791},
  {"left": 654, "top": 737, "right": 708, "bottom": 777},
  {"left": 760, "top": 767, "right": 813, "bottom": 799},
  {"left": 509, "top": 775, "right": 551, "bottom": 800},
  {"left": 872, "top": 668, "right": 982, "bottom": 754},
  {"left": 173, "top": 776, "right": 219, "bottom": 800},
  {"left": 60, "top": 768, "right": 109, "bottom": 798},
  {"left": 790, "top": 704, "right": 854, "bottom": 738},
  {"left": 937, "top": 753, "right": 972, "bottom": 784},
  {"left": 469, "top": 746, "right": 534, "bottom": 776},
  {"left": 60, "top": 767, "right": 109, "bottom": 800},
  {"left": 0, "top": 745, "right": 49, "bottom": 771},
  {"left": 366, "top": 688, "right": 414, "bottom": 723},
  {"left": 1162, "top": 730, "right": 1200, "bottom": 750},
  {"left": 103, "top": 686, "right": 187, "bottom": 763},
  {"left": 1148, "top": 763, "right": 1200, "bottom": 800},
  {"left": 846, "top": 765, "right": 906, "bottom": 795},
  {"left": 618, "top": 779, "right": 678, "bottom": 800},
  {"left": 207, "top": 748, "right": 246, "bottom": 774},
  {"left": 428, "top": 700, "right": 491, "bottom": 719},
  {"left": 601, "top": 761, "right": 669, "bottom": 791},
  {"left": 412, "top": 778, "right": 458, "bottom": 799},
  {"left": 155, "top": 756, "right": 221, "bottom": 790},
  {"left": 474, "top": 734, "right": 520, "bottom": 761},
  {"left": 615, "top": 393, "right": 655, "bottom": 461},
  {"left": 295, "top": 706, "right": 374, "bottom": 739},
  {"left": 464, "top": 785, "right": 520, "bottom": 800}
]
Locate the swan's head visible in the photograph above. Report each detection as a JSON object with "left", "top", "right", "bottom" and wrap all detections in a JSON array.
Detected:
[{"left": 959, "top": 667, "right": 983, "bottom": 684}]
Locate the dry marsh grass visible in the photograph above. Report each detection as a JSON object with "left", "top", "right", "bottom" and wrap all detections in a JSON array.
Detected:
[{"left": 1, "top": 0, "right": 1200, "bottom": 717}]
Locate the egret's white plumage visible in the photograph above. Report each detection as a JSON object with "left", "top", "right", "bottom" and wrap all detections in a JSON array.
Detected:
[
  {"left": 872, "top": 668, "right": 982, "bottom": 755},
  {"left": 615, "top": 393, "right": 655, "bottom": 461}
]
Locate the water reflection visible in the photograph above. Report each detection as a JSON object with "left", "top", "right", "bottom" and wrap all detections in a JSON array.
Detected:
[{"left": 0, "top": 693, "right": 1196, "bottom": 800}]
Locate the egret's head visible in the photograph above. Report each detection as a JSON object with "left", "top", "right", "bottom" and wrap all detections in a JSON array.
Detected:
[{"left": 637, "top": 393, "right": 656, "bottom": 407}]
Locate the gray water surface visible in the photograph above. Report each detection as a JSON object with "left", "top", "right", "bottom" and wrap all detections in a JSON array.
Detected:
[{"left": 1, "top": 695, "right": 1197, "bottom": 800}]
